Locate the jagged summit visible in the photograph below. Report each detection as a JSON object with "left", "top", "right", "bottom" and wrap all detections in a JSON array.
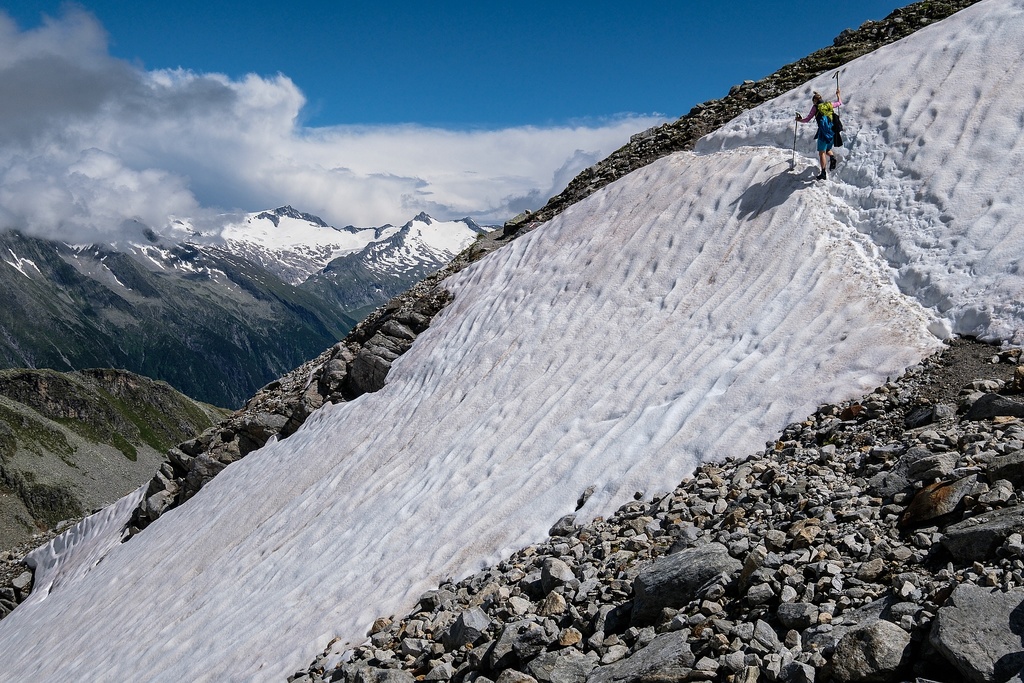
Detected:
[{"left": 253, "top": 205, "right": 330, "bottom": 228}]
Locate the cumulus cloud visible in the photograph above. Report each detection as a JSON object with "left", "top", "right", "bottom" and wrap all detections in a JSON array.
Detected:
[{"left": 0, "top": 8, "right": 665, "bottom": 243}]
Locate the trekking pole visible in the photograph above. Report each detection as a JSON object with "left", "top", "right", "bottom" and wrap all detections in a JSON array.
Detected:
[
  {"left": 791, "top": 117, "right": 797, "bottom": 168},
  {"left": 833, "top": 70, "right": 840, "bottom": 95}
]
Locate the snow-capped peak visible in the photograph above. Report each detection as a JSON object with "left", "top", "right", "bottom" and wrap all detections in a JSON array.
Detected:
[{"left": 213, "top": 209, "right": 488, "bottom": 285}]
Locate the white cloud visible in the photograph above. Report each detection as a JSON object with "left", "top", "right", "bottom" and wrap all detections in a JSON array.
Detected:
[{"left": 0, "top": 8, "right": 665, "bottom": 242}]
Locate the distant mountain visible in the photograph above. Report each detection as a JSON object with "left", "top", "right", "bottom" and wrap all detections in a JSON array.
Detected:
[
  {"left": 218, "top": 205, "right": 400, "bottom": 285},
  {"left": 301, "top": 212, "right": 490, "bottom": 318},
  {"left": 0, "top": 367, "right": 227, "bottom": 549},
  {"left": 0, "top": 209, "right": 489, "bottom": 407}
]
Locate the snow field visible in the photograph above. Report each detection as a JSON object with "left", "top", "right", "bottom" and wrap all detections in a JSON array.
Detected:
[
  {"left": 697, "top": 0, "right": 1024, "bottom": 343},
  {"left": 2, "top": 1, "right": 1023, "bottom": 680}
]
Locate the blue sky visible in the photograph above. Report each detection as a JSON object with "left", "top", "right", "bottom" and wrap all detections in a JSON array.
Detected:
[
  {"left": 4, "top": 0, "right": 905, "bottom": 127},
  {"left": 0, "top": 1, "right": 908, "bottom": 237}
]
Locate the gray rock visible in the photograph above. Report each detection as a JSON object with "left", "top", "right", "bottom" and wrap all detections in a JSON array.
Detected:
[
  {"left": 965, "top": 394, "right": 1024, "bottom": 420},
  {"left": 491, "top": 622, "right": 550, "bottom": 669},
  {"left": 419, "top": 588, "right": 456, "bottom": 611},
  {"left": 549, "top": 514, "right": 579, "bottom": 537},
  {"left": 830, "top": 620, "right": 910, "bottom": 682},
  {"left": 527, "top": 649, "right": 597, "bottom": 683},
  {"left": 586, "top": 631, "right": 695, "bottom": 683},
  {"left": 942, "top": 505, "right": 1024, "bottom": 562},
  {"left": 631, "top": 542, "right": 741, "bottom": 625},
  {"left": 380, "top": 320, "right": 417, "bottom": 342},
  {"left": 341, "top": 665, "right": 417, "bottom": 683},
  {"left": 989, "top": 450, "right": 1024, "bottom": 487},
  {"left": 145, "top": 490, "right": 176, "bottom": 520},
  {"left": 750, "top": 619, "right": 783, "bottom": 655},
  {"left": 908, "top": 453, "right": 957, "bottom": 480},
  {"left": 541, "top": 558, "right": 576, "bottom": 594},
  {"left": 868, "top": 447, "right": 930, "bottom": 498},
  {"left": 930, "top": 584, "right": 1024, "bottom": 683},
  {"left": 513, "top": 622, "right": 552, "bottom": 662},
  {"left": 494, "top": 672, "right": 538, "bottom": 683},
  {"left": 399, "top": 638, "right": 431, "bottom": 659},
  {"left": 11, "top": 572, "right": 32, "bottom": 600},
  {"left": 443, "top": 607, "right": 491, "bottom": 649},
  {"left": 424, "top": 662, "right": 455, "bottom": 681},
  {"left": 777, "top": 602, "right": 818, "bottom": 630}
]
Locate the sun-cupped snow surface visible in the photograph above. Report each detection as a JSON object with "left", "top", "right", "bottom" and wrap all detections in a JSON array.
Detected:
[
  {"left": 2, "top": 1, "right": 1023, "bottom": 680},
  {"left": 696, "top": 0, "right": 1024, "bottom": 344}
]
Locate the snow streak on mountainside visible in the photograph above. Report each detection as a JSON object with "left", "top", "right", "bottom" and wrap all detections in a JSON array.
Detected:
[{"left": 2, "top": 1, "right": 1023, "bottom": 680}]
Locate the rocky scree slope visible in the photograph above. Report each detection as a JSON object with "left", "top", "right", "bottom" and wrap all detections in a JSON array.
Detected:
[{"left": 290, "top": 340, "right": 1024, "bottom": 683}]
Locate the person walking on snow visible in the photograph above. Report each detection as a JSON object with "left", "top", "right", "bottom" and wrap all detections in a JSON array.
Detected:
[{"left": 796, "top": 88, "right": 842, "bottom": 180}]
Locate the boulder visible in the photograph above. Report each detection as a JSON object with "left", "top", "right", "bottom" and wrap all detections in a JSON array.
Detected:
[
  {"left": 930, "top": 584, "right": 1024, "bottom": 683},
  {"left": 898, "top": 475, "right": 976, "bottom": 528},
  {"left": 540, "top": 558, "right": 575, "bottom": 595},
  {"left": 586, "top": 631, "right": 695, "bottom": 683},
  {"left": 527, "top": 649, "right": 597, "bottom": 683},
  {"left": 830, "top": 620, "right": 911, "bottom": 682},
  {"left": 942, "top": 506, "right": 1024, "bottom": 562},
  {"left": 631, "top": 542, "right": 741, "bottom": 625},
  {"left": 443, "top": 606, "right": 491, "bottom": 649},
  {"left": 777, "top": 602, "right": 819, "bottom": 630},
  {"left": 867, "top": 447, "right": 931, "bottom": 498},
  {"left": 495, "top": 671, "right": 538, "bottom": 683},
  {"left": 964, "top": 394, "right": 1024, "bottom": 421},
  {"left": 989, "top": 450, "right": 1024, "bottom": 487}
]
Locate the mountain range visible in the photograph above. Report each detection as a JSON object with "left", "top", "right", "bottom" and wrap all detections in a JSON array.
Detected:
[{"left": 0, "top": 209, "right": 488, "bottom": 407}]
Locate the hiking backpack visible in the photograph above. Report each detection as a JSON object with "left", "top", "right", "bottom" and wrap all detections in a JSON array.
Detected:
[{"left": 815, "top": 101, "right": 835, "bottom": 143}]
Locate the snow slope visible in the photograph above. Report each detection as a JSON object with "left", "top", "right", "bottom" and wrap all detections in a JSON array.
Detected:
[{"left": 2, "top": 1, "right": 1024, "bottom": 680}]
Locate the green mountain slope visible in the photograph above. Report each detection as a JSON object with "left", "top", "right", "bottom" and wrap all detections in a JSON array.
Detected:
[{"left": 0, "top": 367, "right": 228, "bottom": 548}]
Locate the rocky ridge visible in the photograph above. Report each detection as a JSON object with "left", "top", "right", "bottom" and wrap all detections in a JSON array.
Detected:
[{"left": 291, "top": 340, "right": 1024, "bottom": 683}]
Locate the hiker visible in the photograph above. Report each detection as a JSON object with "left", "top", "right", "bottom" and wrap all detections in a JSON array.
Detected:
[{"left": 796, "top": 88, "right": 842, "bottom": 180}]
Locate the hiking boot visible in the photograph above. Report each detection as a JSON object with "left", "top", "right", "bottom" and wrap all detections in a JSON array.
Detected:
[
  {"left": 817, "top": 168, "right": 827, "bottom": 180},
  {"left": 829, "top": 156, "right": 837, "bottom": 170}
]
